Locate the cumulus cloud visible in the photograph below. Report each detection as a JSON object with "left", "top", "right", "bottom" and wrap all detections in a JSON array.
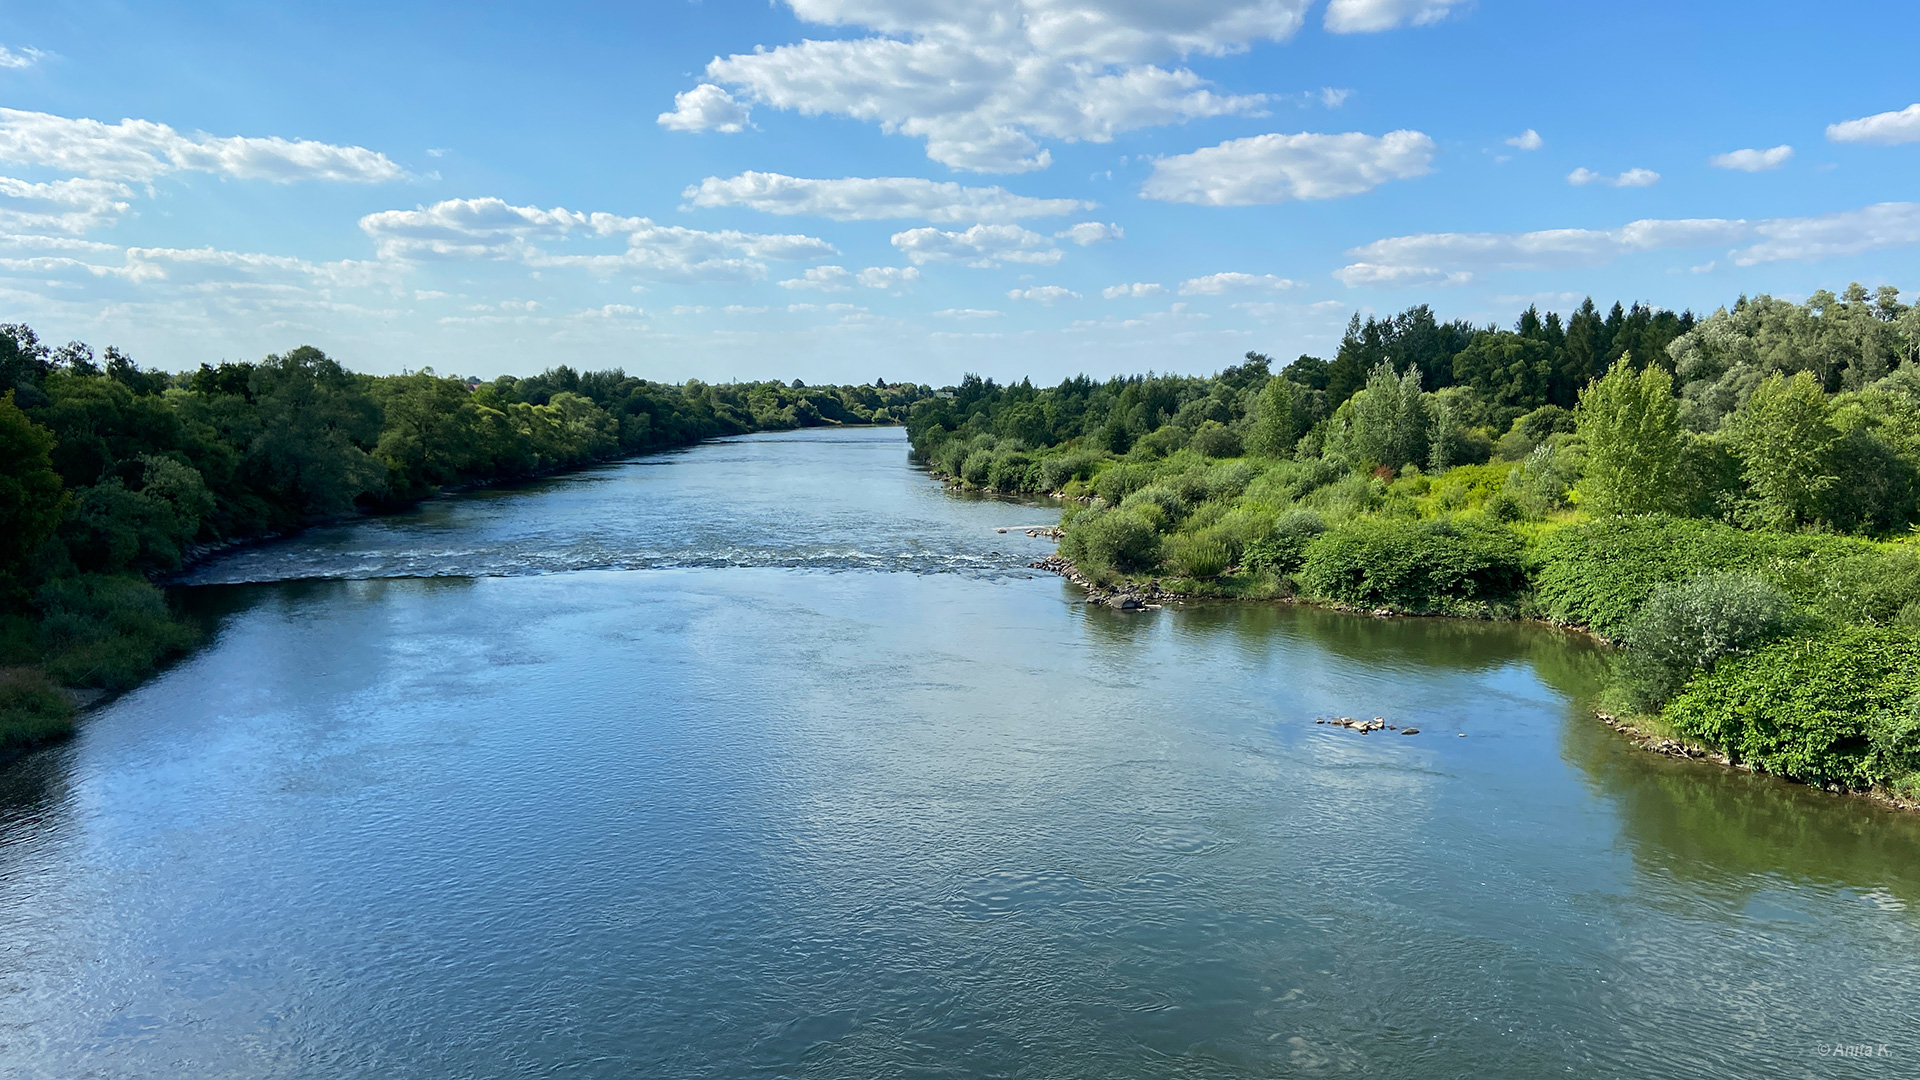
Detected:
[
  {"left": 856, "top": 265, "right": 920, "bottom": 289},
  {"left": 681, "top": 171, "right": 1091, "bottom": 222},
  {"left": 1007, "top": 284, "right": 1080, "bottom": 304},
  {"left": 1334, "top": 201, "right": 1920, "bottom": 286},
  {"left": 1505, "top": 128, "right": 1543, "bottom": 150},
  {"left": 779, "top": 265, "right": 855, "bottom": 290},
  {"left": 674, "top": 1, "right": 1333, "bottom": 172},
  {"left": 0, "top": 45, "right": 47, "bottom": 69},
  {"left": 1826, "top": 103, "right": 1920, "bottom": 146},
  {"left": 0, "top": 108, "right": 406, "bottom": 183},
  {"left": 1056, "top": 221, "right": 1122, "bottom": 244},
  {"left": 359, "top": 196, "right": 835, "bottom": 282},
  {"left": 1325, "top": 0, "right": 1474, "bottom": 33},
  {"left": 657, "top": 84, "right": 754, "bottom": 134},
  {"left": 1177, "top": 271, "right": 1298, "bottom": 294},
  {"left": 1710, "top": 145, "right": 1793, "bottom": 172},
  {"left": 0, "top": 176, "right": 133, "bottom": 234},
  {"left": 891, "top": 222, "right": 1062, "bottom": 266},
  {"left": 1141, "top": 130, "right": 1434, "bottom": 205},
  {"left": 1567, "top": 166, "right": 1659, "bottom": 188},
  {"left": 1102, "top": 281, "right": 1166, "bottom": 299}
]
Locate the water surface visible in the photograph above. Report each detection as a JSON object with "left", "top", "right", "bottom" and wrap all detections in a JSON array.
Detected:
[{"left": 3, "top": 428, "right": 1917, "bottom": 1079}]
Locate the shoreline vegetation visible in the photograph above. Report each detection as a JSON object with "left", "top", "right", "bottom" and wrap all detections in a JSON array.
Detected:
[
  {"left": 0, "top": 322, "right": 929, "bottom": 755},
  {"left": 907, "top": 286, "right": 1920, "bottom": 810}
]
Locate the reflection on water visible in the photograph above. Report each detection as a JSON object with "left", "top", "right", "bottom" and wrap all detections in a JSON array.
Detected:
[{"left": 1, "top": 428, "right": 1916, "bottom": 1080}]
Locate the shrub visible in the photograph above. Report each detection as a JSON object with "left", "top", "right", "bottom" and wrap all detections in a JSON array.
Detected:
[
  {"left": 1665, "top": 626, "right": 1920, "bottom": 789},
  {"left": 1616, "top": 572, "right": 1791, "bottom": 709},
  {"left": 0, "top": 669, "right": 73, "bottom": 750},
  {"left": 1243, "top": 510, "right": 1325, "bottom": 576},
  {"left": 1135, "top": 424, "right": 1188, "bottom": 458},
  {"left": 1119, "top": 484, "right": 1185, "bottom": 527},
  {"left": 1190, "top": 420, "right": 1242, "bottom": 459},
  {"left": 1165, "top": 531, "right": 1233, "bottom": 579},
  {"left": 960, "top": 450, "right": 995, "bottom": 486},
  {"left": 36, "top": 574, "right": 198, "bottom": 690},
  {"left": 1297, "top": 518, "right": 1528, "bottom": 613},
  {"left": 985, "top": 452, "right": 1036, "bottom": 492},
  {"left": 1038, "top": 451, "right": 1099, "bottom": 492},
  {"left": 1062, "top": 508, "right": 1162, "bottom": 579},
  {"left": 1202, "top": 460, "right": 1257, "bottom": 500},
  {"left": 1092, "top": 462, "right": 1155, "bottom": 506}
]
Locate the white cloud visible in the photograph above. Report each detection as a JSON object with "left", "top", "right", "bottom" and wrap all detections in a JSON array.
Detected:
[
  {"left": 1505, "top": 128, "right": 1542, "bottom": 150},
  {"left": 1056, "top": 220, "right": 1122, "bottom": 244},
  {"left": 1567, "top": 166, "right": 1660, "bottom": 188},
  {"left": 779, "top": 265, "right": 855, "bottom": 290},
  {"left": 1102, "top": 281, "right": 1166, "bottom": 299},
  {"left": 1325, "top": 0, "right": 1474, "bottom": 33},
  {"left": 0, "top": 176, "right": 133, "bottom": 234},
  {"left": 657, "top": 84, "right": 752, "bottom": 133},
  {"left": 0, "top": 108, "right": 406, "bottom": 183},
  {"left": 1320, "top": 87, "right": 1352, "bottom": 108},
  {"left": 1710, "top": 145, "right": 1793, "bottom": 172},
  {"left": 1826, "top": 103, "right": 1920, "bottom": 146},
  {"left": 931, "top": 307, "right": 1004, "bottom": 318},
  {"left": 681, "top": 1, "right": 1320, "bottom": 172},
  {"left": 1177, "top": 271, "right": 1298, "bottom": 294},
  {"left": 1334, "top": 201, "right": 1920, "bottom": 285},
  {"left": 0, "top": 45, "right": 47, "bottom": 69},
  {"left": 359, "top": 197, "right": 836, "bottom": 282},
  {"left": 1731, "top": 202, "right": 1920, "bottom": 265},
  {"left": 891, "top": 223, "right": 1062, "bottom": 266},
  {"left": 681, "top": 171, "right": 1091, "bottom": 222},
  {"left": 1007, "top": 284, "right": 1080, "bottom": 304},
  {"left": 1141, "top": 130, "right": 1434, "bottom": 205},
  {"left": 856, "top": 265, "right": 920, "bottom": 289}
]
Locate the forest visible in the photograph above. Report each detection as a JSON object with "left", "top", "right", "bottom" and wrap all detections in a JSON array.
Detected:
[
  {"left": 907, "top": 285, "right": 1920, "bottom": 801},
  {"left": 0, "top": 325, "right": 927, "bottom": 750}
]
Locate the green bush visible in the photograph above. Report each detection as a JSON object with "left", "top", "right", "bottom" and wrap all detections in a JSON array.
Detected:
[
  {"left": 1190, "top": 420, "right": 1242, "bottom": 459},
  {"left": 1297, "top": 518, "right": 1528, "bottom": 613},
  {"left": 1092, "top": 463, "right": 1155, "bottom": 506},
  {"left": 1165, "top": 531, "right": 1233, "bottom": 579},
  {"left": 1242, "top": 510, "right": 1325, "bottom": 576},
  {"left": 1665, "top": 626, "right": 1920, "bottom": 789},
  {"left": 36, "top": 574, "right": 199, "bottom": 690},
  {"left": 1061, "top": 508, "right": 1163, "bottom": 579},
  {"left": 0, "top": 670, "right": 73, "bottom": 751},
  {"left": 1038, "top": 451, "right": 1099, "bottom": 492},
  {"left": 1616, "top": 572, "right": 1791, "bottom": 710}
]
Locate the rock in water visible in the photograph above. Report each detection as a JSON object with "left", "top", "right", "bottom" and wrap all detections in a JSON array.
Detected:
[{"left": 1401, "top": 728, "right": 1419, "bottom": 735}]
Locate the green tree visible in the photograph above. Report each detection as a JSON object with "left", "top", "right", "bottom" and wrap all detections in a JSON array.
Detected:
[
  {"left": 247, "top": 346, "right": 385, "bottom": 516},
  {"left": 1243, "top": 376, "right": 1297, "bottom": 457},
  {"left": 1728, "top": 370, "right": 1841, "bottom": 529},
  {"left": 1574, "top": 355, "right": 1685, "bottom": 515},
  {"left": 0, "top": 391, "right": 67, "bottom": 588}
]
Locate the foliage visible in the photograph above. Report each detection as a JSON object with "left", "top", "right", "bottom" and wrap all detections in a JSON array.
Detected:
[
  {"left": 1665, "top": 627, "right": 1920, "bottom": 789},
  {"left": 1297, "top": 518, "right": 1528, "bottom": 614},
  {"left": 1616, "top": 572, "right": 1791, "bottom": 710},
  {"left": 1575, "top": 356, "right": 1685, "bottom": 515},
  {"left": 0, "top": 668, "right": 71, "bottom": 751},
  {"left": 0, "top": 392, "right": 66, "bottom": 590}
]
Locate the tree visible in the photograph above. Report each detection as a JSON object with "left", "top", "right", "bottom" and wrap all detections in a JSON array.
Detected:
[
  {"left": 1342, "top": 362, "right": 1429, "bottom": 470},
  {"left": 1574, "top": 355, "right": 1685, "bottom": 515},
  {"left": 1728, "top": 371, "right": 1840, "bottom": 529},
  {"left": 247, "top": 346, "right": 385, "bottom": 517},
  {"left": 0, "top": 391, "right": 67, "bottom": 589},
  {"left": 1244, "top": 376, "right": 1297, "bottom": 457}
]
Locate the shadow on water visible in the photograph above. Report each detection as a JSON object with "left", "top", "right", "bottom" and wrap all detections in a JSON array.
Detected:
[{"left": 1563, "top": 712, "right": 1920, "bottom": 905}]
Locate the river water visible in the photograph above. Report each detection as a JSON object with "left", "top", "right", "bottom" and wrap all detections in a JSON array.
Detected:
[{"left": 3, "top": 427, "right": 1918, "bottom": 1079}]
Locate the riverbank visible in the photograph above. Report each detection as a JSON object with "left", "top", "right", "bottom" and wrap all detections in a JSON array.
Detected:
[{"left": 1025, "top": 540, "right": 1920, "bottom": 814}]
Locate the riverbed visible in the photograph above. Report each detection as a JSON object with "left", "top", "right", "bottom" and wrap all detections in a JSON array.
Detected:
[{"left": 2, "top": 427, "right": 1916, "bottom": 1078}]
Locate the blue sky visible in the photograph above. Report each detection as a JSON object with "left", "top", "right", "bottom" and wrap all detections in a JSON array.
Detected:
[{"left": 1, "top": 1, "right": 1917, "bottom": 384}]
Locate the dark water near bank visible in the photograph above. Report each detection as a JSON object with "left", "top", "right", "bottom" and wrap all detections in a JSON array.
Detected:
[{"left": 4, "top": 429, "right": 1919, "bottom": 1079}]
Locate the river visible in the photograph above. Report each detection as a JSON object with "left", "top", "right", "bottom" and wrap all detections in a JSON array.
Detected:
[{"left": 2, "top": 427, "right": 1917, "bottom": 1079}]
